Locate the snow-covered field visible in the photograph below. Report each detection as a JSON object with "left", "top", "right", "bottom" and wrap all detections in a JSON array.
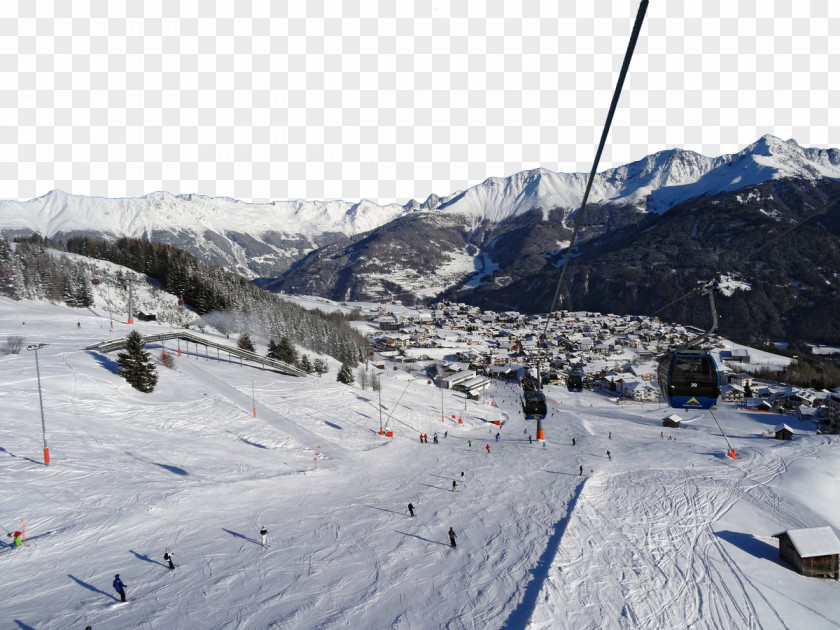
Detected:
[{"left": 1, "top": 297, "right": 839, "bottom": 630}]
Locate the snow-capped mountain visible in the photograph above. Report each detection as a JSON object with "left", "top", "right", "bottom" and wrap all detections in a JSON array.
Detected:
[{"left": 0, "top": 136, "right": 837, "bottom": 282}]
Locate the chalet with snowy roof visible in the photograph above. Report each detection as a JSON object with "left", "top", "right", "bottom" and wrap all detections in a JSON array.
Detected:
[
  {"left": 720, "top": 383, "right": 745, "bottom": 403},
  {"left": 772, "top": 527, "right": 840, "bottom": 579},
  {"left": 744, "top": 398, "right": 773, "bottom": 412},
  {"left": 620, "top": 380, "right": 658, "bottom": 402},
  {"left": 662, "top": 414, "right": 681, "bottom": 428},
  {"left": 773, "top": 424, "right": 795, "bottom": 440}
]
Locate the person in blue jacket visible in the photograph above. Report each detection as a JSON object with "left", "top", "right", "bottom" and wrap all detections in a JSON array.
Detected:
[{"left": 113, "top": 574, "right": 127, "bottom": 602}]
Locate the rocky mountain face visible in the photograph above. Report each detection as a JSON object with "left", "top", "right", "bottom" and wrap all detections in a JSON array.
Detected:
[
  {"left": 453, "top": 177, "right": 840, "bottom": 345},
  {"left": 2, "top": 136, "right": 839, "bottom": 343}
]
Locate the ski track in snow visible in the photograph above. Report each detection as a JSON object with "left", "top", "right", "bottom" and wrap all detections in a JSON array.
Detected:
[{"left": 1, "top": 298, "right": 840, "bottom": 629}]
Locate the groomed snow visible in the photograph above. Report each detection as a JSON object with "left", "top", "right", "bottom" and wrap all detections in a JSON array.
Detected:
[{"left": 1, "top": 297, "right": 839, "bottom": 629}]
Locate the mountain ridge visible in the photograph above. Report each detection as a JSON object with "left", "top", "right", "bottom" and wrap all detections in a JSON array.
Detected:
[{"left": 1, "top": 135, "right": 838, "bottom": 282}]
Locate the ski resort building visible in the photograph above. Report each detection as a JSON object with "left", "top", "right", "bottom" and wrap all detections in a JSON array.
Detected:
[
  {"left": 772, "top": 527, "right": 840, "bottom": 579},
  {"left": 774, "top": 424, "right": 795, "bottom": 440}
]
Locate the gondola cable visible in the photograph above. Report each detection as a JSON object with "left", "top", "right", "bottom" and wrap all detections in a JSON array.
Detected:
[{"left": 542, "top": 0, "right": 650, "bottom": 341}]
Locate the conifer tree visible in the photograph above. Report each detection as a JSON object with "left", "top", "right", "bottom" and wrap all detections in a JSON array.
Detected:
[
  {"left": 117, "top": 330, "right": 159, "bottom": 393},
  {"left": 336, "top": 362, "right": 354, "bottom": 385},
  {"left": 237, "top": 333, "right": 256, "bottom": 352},
  {"left": 299, "top": 354, "right": 313, "bottom": 374},
  {"left": 276, "top": 335, "right": 298, "bottom": 365}
]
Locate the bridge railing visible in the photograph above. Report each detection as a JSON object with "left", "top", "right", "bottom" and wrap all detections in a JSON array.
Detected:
[{"left": 86, "top": 330, "right": 307, "bottom": 377}]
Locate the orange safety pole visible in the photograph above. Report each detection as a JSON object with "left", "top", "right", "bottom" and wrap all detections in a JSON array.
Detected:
[{"left": 43, "top": 447, "right": 50, "bottom": 464}]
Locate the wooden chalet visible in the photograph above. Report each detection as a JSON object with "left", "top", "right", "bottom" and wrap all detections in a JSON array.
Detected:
[
  {"left": 772, "top": 527, "right": 840, "bottom": 579},
  {"left": 662, "top": 414, "right": 682, "bottom": 428},
  {"left": 774, "top": 424, "right": 795, "bottom": 441}
]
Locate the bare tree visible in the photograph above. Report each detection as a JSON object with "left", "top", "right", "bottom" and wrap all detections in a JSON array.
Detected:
[
  {"left": 356, "top": 366, "right": 369, "bottom": 390},
  {"left": 2, "top": 336, "right": 24, "bottom": 355}
]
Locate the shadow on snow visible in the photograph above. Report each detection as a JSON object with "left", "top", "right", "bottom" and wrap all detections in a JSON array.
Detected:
[
  {"left": 499, "top": 478, "right": 587, "bottom": 630},
  {"left": 68, "top": 573, "right": 118, "bottom": 601}
]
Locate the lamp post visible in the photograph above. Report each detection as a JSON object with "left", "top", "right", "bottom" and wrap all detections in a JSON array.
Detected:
[{"left": 27, "top": 343, "right": 49, "bottom": 465}]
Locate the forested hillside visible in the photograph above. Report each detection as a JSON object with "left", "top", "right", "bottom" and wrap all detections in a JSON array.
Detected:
[{"left": 0, "top": 235, "right": 369, "bottom": 366}]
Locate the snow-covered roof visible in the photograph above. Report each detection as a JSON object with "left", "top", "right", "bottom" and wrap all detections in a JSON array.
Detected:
[
  {"left": 773, "top": 424, "right": 795, "bottom": 434},
  {"left": 774, "top": 527, "right": 840, "bottom": 558}
]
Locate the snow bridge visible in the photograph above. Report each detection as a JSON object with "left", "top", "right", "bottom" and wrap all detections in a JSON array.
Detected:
[{"left": 85, "top": 331, "right": 307, "bottom": 377}]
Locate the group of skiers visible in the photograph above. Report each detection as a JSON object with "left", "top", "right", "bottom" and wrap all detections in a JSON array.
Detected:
[
  {"left": 108, "top": 524, "right": 278, "bottom": 605},
  {"left": 419, "top": 432, "right": 450, "bottom": 444}
]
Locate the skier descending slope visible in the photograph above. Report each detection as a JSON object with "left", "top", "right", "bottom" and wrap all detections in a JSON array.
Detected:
[
  {"left": 113, "top": 574, "right": 128, "bottom": 602},
  {"left": 164, "top": 548, "right": 175, "bottom": 570},
  {"left": 448, "top": 527, "right": 457, "bottom": 548},
  {"left": 260, "top": 526, "right": 269, "bottom": 547}
]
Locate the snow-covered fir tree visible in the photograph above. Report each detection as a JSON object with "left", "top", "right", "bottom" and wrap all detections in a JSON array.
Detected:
[
  {"left": 336, "top": 362, "right": 354, "bottom": 385},
  {"left": 116, "top": 330, "right": 159, "bottom": 393}
]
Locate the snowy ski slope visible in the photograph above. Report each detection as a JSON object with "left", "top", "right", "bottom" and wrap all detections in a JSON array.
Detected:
[{"left": 1, "top": 297, "right": 839, "bottom": 629}]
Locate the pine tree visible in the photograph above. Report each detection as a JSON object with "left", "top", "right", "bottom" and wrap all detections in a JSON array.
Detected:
[
  {"left": 337, "top": 362, "right": 354, "bottom": 385},
  {"left": 299, "top": 354, "right": 313, "bottom": 374},
  {"left": 276, "top": 335, "right": 298, "bottom": 365},
  {"left": 238, "top": 333, "right": 256, "bottom": 352},
  {"left": 117, "top": 330, "right": 159, "bottom": 393},
  {"left": 266, "top": 339, "right": 279, "bottom": 360}
]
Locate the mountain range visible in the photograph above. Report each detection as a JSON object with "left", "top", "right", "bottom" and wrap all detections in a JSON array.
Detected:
[{"left": 2, "top": 135, "right": 839, "bottom": 344}]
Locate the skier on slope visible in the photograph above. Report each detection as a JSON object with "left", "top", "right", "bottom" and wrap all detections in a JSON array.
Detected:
[
  {"left": 164, "top": 548, "right": 175, "bottom": 570},
  {"left": 452, "top": 479, "right": 458, "bottom": 492},
  {"left": 113, "top": 574, "right": 128, "bottom": 602},
  {"left": 260, "top": 526, "right": 268, "bottom": 547},
  {"left": 485, "top": 444, "right": 491, "bottom": 454},
  {"left": 8, "top": 531, "right": 22, "bottom": 547},
  {"left": 408, "top": 503, "right": 415, "bottom": 517},
  {"left": 448, "top": 527, "right": 457, "bottom": 548}
]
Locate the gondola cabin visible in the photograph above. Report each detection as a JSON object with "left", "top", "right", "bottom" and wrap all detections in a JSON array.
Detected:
[
  {"left": 657, "top": 350, "right": 721, "bottom": 410},
  {"left": 523, "top": 391, "right": 547, "bottom": 419},
  {"left": 567, "top": 371, "right": 583, "bottom": 392}
]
